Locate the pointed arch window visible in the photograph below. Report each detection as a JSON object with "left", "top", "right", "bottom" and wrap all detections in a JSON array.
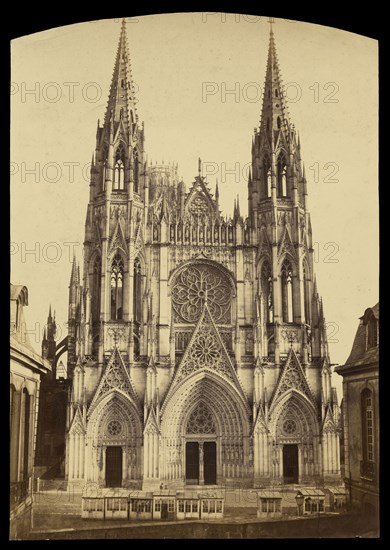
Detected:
[
  {"left": 113, "top": 144, "right": 125, "bottom": 190},
  {"left": 102, "top": 147, "right": 108, "bottom": 192},
  {"left": 263, "top": 158, "right": 272, "bottom": 198},
  {"left": 303, "top": 265, "right": 310, "bottom": 324},
  {"left": 110, "top": 254, "right": 124, "bottom": 320},
  {"left": 261, "top": 262, "right": 273, "bottom": 323},
  {"left": 92, "top": 256, "right": 101, "bottom": 325},
  {"left": 281, "top": 259, "right": 293, "bottom": 322},
  {"left": 133, "top": 149, "right": 139, "bottom": 193},
  {"left": 133, "top": 257, "right": 142, "bottom": 324},
  {"left": 361, "top": 389, "right": 374, "bottom": 465},
  {"left": 277, "top": 155, "right": 288, "bottom": 197}
]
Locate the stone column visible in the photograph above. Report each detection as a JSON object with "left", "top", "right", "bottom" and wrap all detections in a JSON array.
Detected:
[
  {"left": 69, "top": 434, "right": 74, "bottom": 480},
  {"left": 143, "top": 435, "right": 148, "bottom": 479},
  {"left": 199, "top": 442, "right": 204, "bottom": 485}
]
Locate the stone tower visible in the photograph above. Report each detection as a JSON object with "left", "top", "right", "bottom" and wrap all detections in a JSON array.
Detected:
[{"left": 64, "top": 20, "right": 341, "bottom": 490}]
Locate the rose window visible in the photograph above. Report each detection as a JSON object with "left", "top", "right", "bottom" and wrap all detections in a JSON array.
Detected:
[
  {"left": 187, "top": 402, "right": 216, "bottom": 434},
  {"left": 107, "top": 419, "right": 123, "bottom": 436},
  {"left": 172, "top": 265, "right": 231, "bottom": 324},
  {"left": 191, "top": 332, "right": 221, "bottom": 366},
  {"left": 282, "top": 418, "right": 297, "bottom": 435},
  {"left": 105, "top": 364, "right": 122, "bottom": 388}
]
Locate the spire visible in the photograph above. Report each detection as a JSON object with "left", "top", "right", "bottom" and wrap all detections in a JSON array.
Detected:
[
  {"left": 70, "top": 255, "right": 79, "bottom": 285},
  {"left": 48, "top": 304, "right": 52, "bottom": 322},
  {"left": 215, "top": 179, "right": 219, "bottom": 202},
  {"left": 104, "top": 19, "right": 138, "bottom": 133},
  {"left": 259, "top": 23, "right": 291, "bottom": 144}
]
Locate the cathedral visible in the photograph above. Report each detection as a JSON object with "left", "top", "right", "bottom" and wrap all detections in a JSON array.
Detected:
[{"left": 61, "top": 20, "right": 341, "bottom": 490}]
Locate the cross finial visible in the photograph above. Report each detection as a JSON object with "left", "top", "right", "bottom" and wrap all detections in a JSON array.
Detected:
[
  {"left": 268, "top": 16, "right": 275, "bottom": 31},
  {"left": 198, "top": 157, "right": 202, "bottom": 177}
]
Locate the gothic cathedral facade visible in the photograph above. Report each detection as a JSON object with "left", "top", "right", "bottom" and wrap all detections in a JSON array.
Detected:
[{"left": 65, "top": 21, "right": 341, "bottom": 489}]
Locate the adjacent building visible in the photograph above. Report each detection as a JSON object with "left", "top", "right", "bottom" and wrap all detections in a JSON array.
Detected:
[
  {"left": 335, "top": 303, "right": 379, "bottom": 518},
  {"left": 62, "top": 21, "right": 341, "bottom": 490},
  {"left": 35, "top": 308, "right": 68, "bottom": 480},
  {"left": 10, "top": 285, "right": 51, "bottom": 539}
]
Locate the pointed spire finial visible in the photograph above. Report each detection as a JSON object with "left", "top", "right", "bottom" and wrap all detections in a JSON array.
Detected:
[
  {"left": 103, "top": 18, "right": 138, "bottom": 130},
  {"left": 258, "top": 17, "right": 291, "bottom": 143},
  {"left": 198, "top": 157, "right": 202, "bottom": 177}
]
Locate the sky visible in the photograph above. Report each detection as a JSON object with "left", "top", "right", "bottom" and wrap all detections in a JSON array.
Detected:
[{"left": 11, "top": 14, "right": 378, "bottom": 392}]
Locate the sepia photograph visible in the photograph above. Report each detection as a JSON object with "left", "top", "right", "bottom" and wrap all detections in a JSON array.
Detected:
[{"left": 10, "top": 14, "right": 378, "bottom": 539}]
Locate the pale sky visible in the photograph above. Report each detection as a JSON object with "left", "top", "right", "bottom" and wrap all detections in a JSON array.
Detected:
[{"left": 11, "top": 15, "right": 378, "bottom": 393}]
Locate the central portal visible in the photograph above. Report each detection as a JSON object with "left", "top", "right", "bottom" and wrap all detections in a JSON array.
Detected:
[
  {"left": 185, "top": 401, "right": 217, "bottom": 485},
  {"left": 185, "top": 441, "right": 217, "bottom": 485}
]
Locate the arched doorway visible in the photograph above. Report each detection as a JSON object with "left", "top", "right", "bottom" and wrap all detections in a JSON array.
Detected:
[
  {"left": 160, "top": 371, "right": 250, "bottom": 485},
  {"left": 271, "top": 391, "right": 320, "bottom": 485},
  {"left": 185, "top": 401, "right": 217, "bottom": 485},
  {"left": 86, "top": 392, "right": 142, "bottom": 486}
]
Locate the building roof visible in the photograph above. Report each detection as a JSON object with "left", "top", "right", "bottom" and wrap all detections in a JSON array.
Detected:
[
  {"left": 296, "top": 488, "right": 325, "bottom": 497},
  {"left": 336, "top": 302, "right": 379, "bottom": 371},
  {"left": 93, "top": 488, "right": 130, "bottom": 498},
  {"left": 199, "top": 491, "right": 224, "bottom": 499},
  {"left": 129, "top": 491, "right": 153, "bottom": 499},
  {"left": 10, "top": 283, "right": 51, "bottom": 374},
  {"left": 326, "top": 487, "right": 346, "bottom": 495},
  {"left": 153, "top": 490, "right": 177, "bottom": 497},
  {"left": 176, "top": 491, "right": 201, "bottom": 500},
  {"left": 258, "top": 490, "right": 282, "bottom": 499},
  {"left": 362, "top": 302, "right": 379, "bottom": 322},
  {"left": 10, "top": 284, "right": 28, "bottom": 305}
]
